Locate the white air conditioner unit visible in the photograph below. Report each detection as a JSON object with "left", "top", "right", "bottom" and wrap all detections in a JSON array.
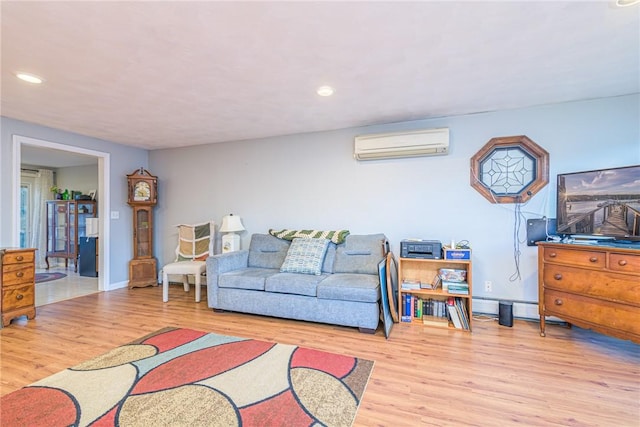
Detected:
[{"left": 354, "top": 128, "right": 449, "bottom": 160}]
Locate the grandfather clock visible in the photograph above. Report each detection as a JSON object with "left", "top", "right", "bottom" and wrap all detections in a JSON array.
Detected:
[{"left": 127, "top": 168, "right": 158, "bottom": 288}]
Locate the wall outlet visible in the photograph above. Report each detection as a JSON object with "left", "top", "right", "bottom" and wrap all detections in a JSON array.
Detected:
[{"left": 484, "top": 280, "right": 492, "bottom": 292}]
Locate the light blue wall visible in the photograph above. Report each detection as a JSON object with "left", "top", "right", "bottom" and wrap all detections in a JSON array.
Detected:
[
  {"left": 2, "top": 95, "right": 638, "bottom": 305},
  {"left": 1, "top": 116, "right": 149, "bottom": 285},
  {"left": 150, "top": 94, "right": 640, "bottom": 311}
]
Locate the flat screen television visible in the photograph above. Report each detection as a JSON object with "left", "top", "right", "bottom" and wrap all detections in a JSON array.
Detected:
[{"left": 556, "top": 164, "right": 640, "bottom": 242}]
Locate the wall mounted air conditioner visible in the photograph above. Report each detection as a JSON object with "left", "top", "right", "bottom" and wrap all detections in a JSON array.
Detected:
[{"left": 354, "top": 127, "right": 449, "bottom": 160}]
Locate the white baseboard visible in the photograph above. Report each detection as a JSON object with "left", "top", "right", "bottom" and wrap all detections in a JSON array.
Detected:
[
  {"left": 108, "top": 280, "right": 129, "bottom": 290},
  {"left": 472, "top": 298, "right": 539, "bottom": 320}
]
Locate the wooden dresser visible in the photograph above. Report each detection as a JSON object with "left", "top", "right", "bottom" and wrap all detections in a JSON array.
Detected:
[
  {"left": 537, "top": 242, "right": 640, "bottom": 343},
  {"left": 1, "top": 248, "right": 37, "bottom": 327}
]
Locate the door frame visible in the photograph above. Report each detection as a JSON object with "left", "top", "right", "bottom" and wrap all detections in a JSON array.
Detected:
[{"left": 12, "top": 135, "right": 111, "bottom": 291}]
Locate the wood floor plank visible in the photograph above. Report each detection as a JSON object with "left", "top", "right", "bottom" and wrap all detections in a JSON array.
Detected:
[{"left": 1, "top": 285, "right": 638, "bottom": 426}]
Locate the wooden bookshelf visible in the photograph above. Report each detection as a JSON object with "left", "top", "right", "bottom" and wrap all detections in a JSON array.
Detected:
[{"left": 398, "top": 257, "right": 473, "bottom": 332}]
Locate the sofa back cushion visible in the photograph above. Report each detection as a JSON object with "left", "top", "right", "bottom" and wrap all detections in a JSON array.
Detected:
[
  {"left": 321, "top": 242, "right": 337, "bottom": 273},
  {"left": 333, "top": 233, "right": 387, "bottom": 275},
  {"left": 248, "top": 234, "right": 291, "bottom": 269}
]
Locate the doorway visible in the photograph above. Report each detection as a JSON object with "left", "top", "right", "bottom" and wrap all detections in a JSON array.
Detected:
[{"left": 12, "top": 135, "right": 111, "bottom": 293}]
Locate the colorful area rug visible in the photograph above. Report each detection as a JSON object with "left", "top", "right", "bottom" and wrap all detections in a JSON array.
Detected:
[
  {"left": 35, "top": 272, "right": 67, "bottom": 283},
  {"left": 1, "top": 327, "right": 374, "bottom": 426}
]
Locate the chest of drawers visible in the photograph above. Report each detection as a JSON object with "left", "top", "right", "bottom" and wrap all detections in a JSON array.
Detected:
[
  {"left": 1, "top": 248, "right": 37, "bottom": 327},
  {"left": 537, "top": 242, "right": 640, "bottom": 343}
]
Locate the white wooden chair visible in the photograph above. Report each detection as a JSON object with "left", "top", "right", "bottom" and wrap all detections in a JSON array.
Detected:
[{"left": 162, "top": 221, "right": 214, "bottom": 303}]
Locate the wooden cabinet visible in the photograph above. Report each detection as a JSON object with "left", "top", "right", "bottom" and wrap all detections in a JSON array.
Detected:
[
  {"left": 538, "top": 242, "right": 640, "bottom": 343},
  {"left": 45, "top": 200, "right": 97, "bottom": 272},
  {"left": 398, "top": 257, "right": 473, "bottom": 331},
  {"left": 1, "top": 248, "right": 36, "bottom": 327}
]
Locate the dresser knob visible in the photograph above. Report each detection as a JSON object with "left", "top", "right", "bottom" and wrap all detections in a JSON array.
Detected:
[
  {"left": 16, "top": 294, "right": 24, "bottom": 301},
  {"left": 16, "top": 272, "right": 24, "bottom": 278},
  {"left": 554, "top": 273, "right": 563, "bottom": 280},
  {"left": 554, "top": 299, "right": 563, "bottom": 306},
  {"left": 16, "top": 255, "right": 24, "bottom": 261},
  {"left": 549, "top": 252, "right": 557, "bottom": 258},
  {"left": 618, "top": 259, "right": 628, "bottom": 266},
  {"left": 589, "top": 257, "right": 598, "bottom": 263}
]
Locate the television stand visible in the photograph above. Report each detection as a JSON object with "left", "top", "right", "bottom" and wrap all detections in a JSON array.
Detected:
[{"left": 537, "top": 242, "right": 639, "bottom": 344}]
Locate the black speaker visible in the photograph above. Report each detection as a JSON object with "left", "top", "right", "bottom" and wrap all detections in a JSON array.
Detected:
[
  {"left": 526, "top": 218, "right": 557, "bottom": 246},
  {"left": 498, "top": 301, "right": 513, "bottom": 327}
]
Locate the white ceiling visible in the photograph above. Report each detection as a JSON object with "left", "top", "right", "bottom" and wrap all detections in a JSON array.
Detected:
[{"left": 2, "top": 1, "right": 639, "bottom": 152}]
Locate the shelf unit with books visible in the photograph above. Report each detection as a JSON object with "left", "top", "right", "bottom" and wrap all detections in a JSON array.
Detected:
[{"left": 398, "top": 257, "right": 472, "bottom": 332}]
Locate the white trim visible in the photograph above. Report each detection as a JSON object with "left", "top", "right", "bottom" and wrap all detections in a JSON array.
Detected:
[
  {"left": 472, "top": 299, "right": 540, "bottom": 320},
  {"left": 12, "top": 135, "right": 111, "bottom": 291}
]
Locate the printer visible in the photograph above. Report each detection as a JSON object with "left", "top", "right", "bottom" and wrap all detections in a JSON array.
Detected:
[{"left": 400, "top": 239, "right": 442, "bottom": 259}]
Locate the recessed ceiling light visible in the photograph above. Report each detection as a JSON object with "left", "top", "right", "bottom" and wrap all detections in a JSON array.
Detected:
[
  {"left": 317, "top": 85, "right": 334, "bottom": 97},
  {"left": 616, "top": 0, "right": 639, "bottom": 6},
  {"left": 16, "top": 72, "right": 44, "bottom": 84}
]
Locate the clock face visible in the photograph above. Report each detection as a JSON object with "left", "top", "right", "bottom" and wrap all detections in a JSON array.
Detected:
[{"left": 134, "top": 181, "right": 151, "bottom": 201}]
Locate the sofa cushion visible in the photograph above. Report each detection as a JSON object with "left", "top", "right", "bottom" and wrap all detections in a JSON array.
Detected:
[
  {"left": 248, "top": 234, "right": 290, "bottom": 269},
  {"left": 265, "top": 272, "right": 328, "bottom": 297},
  {"left": 280, "top": 238, "right": 330, "bottom": 276},
  {"left": 317, "top": 273, "right": 380, "bottom": 303},
  {"left": 218, "top": 268, "right": 278, "bottom": 291},
  {"left": 321, "top": 242, "right": 337, "bottom": 273},
  {"left": 333, "top": 234, "right": 386, "bottom": 275}
]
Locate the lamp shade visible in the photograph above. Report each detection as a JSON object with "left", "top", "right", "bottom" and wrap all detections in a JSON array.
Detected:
[{"left": 220, "top": 214, "right": 245, "bottom": 233}]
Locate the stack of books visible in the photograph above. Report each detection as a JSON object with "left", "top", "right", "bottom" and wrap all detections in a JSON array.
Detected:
[
  {"left": 445, "top": 281, "right": 469, "bottom": 295},
  {"left": 401, "top": 279, "right": 421, "bottom": 290},
  {"left": 446, "top": 297, "right": 470, "bottom": 330}
]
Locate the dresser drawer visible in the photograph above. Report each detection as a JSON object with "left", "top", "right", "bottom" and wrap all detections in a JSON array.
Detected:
[
  {"left": 1, "top": 250, "right": 35, "bottom": 265},
  {"left": 543, "top": 247, "right": 605, "bottom": 268},
  {"left": 610, "top": 252, "right": 640, "bottom": 273},
  {"left": 542, "top": 264, "right": 640, "bottom": 305},
  {"left": 2, "top": 264, "right": 35, "bottom": 286},
  {"left": 544, "top": 289, "right": 640, "bottom": 336},
  {"left": 2, "top": 284, "right": 35, "bottom": 311}
]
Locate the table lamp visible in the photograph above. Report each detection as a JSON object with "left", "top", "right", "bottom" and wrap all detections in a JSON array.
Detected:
[{"left": 220, "top": 214, "right": 245, "bottom": 253}]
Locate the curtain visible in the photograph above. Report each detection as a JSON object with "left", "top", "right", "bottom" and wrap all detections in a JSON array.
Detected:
[{"left": 30, "top": 169, "right": 54, "bottom": 269}]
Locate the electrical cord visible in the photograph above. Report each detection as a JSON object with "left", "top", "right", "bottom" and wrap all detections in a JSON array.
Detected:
[
  {"left": 509, "top": 194, "right": 530, "bottom": 282},
  {"left": 454, "top": 240, "right": 470, "bottom": 249}
]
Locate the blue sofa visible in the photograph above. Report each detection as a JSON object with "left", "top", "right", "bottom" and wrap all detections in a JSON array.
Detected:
[{"left": 206, "top": 233, "right": 387, "bottom": 333}]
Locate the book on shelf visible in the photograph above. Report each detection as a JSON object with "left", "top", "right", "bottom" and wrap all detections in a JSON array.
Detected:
[
  {"left": 442, "top": 279, "right": 468, "bottom": 292},
  {"left": 446, "top": 298, "right": 463, "bottom": 329},
  {"left": 447, "top": 282, "right": 469, "bottom": 295},
  {"left": 401, "top": 279, "right": 421, "bottom": 290},
  {"left": 403, "top": 294, "right": 411, "bottom": 317},
  {"left": 455, "top": 297, "right": 470, "bottom": 330},
  {"left": 414, "top": 297, "right": 423, "bottom": 318},
  {"left": 431, "top": 274, "right": 442, "bottom": 290}
]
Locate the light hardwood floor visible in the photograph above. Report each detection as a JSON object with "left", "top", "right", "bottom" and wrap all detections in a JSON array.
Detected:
[{"left": 2, "top": 284, "right": 638, "bottom": 426}]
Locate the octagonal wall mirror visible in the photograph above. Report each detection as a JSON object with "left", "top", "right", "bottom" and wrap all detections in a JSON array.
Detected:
[{"left": 470, "top": 135, "right": 549, "bottom": 204}]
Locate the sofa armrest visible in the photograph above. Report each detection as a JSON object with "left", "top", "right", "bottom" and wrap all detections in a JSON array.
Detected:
[{"left": 206, "top": 250, "right": 249, "bottom": 308}]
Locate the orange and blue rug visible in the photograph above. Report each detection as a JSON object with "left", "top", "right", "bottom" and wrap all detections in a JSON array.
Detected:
[{"left": 1, "top": 327, "right": 374, "bottom": 426}]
